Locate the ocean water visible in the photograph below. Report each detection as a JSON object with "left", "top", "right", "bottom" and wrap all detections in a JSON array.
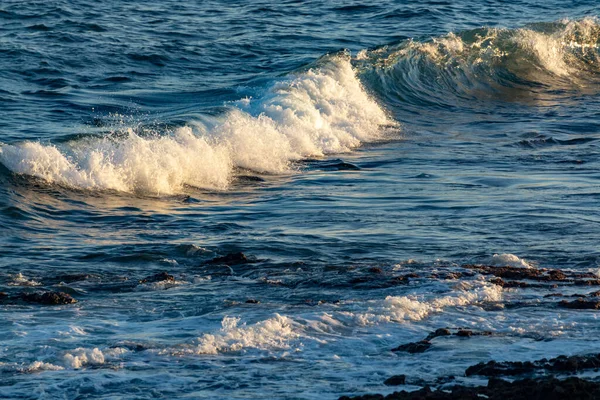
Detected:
[{"left": 1, "top": 0, "right": 600, "bottom": 398}]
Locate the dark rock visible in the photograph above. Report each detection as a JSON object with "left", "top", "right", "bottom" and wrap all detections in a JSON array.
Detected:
[
  {"left": 392, "top": 340, "right": 431, "bottom": 354},
  {"left": 383, "top": 375, "right": 406, "bottom": 386},
  {"left": 425, "top": 328, "right": 451, "bottom": 341},
  {"left": 559, "top": 298, "right": 600, "bottom": 310},
  {"left": 466, "top": 353, "right": 600, "bottom": 377},
  {"left": 368, "top": 267, "right": 383, "bottom": 274},
  {"left": 435, "top": 375, "right": 455, "bottom": 384},
  {"left": 50, "top": 274, "right": 92, "bottom": 284},
  {"left": 455, "top": 330, "right": 472, "bottom": 337},
  {"left": 349, "top": 276, "right": 373, "bottom": 284},
  {"left": 0, "top": 292, "right": 7, "bottom": 298},
  {"left": 389, "top": 276, "right": 409, "bottom": 285},
  {"left": 18, "top": 291, "right": 77, "bottom": 305},
  {"left": 443, "top": 273, "right": 462, "bottom": 279},
  {"left": 339, "top": 376, "right": 600, "bottom": 400},
  {"left": 245, "top": 299, "right": 260, "bottom": 304},
  {"left": 237, "top": 175, "right": 265, "bottom": 182},
  {"left": 207, "top": 252, "right": 249, "bottom": 265},
  {"left": 463, "top": 265, "right": 570, "bottom": 282},
  {"left": 490, "top": 278, "right": 529, "bottom": 288},
  {"left": 574, "top": 279, "right": 600, "bottom": 286},
  {"left": 139, "top": 271, "right": 174, "bottom": 284},
  {"left": 466, "top": 360, "right": 536, "bottom": 377}
]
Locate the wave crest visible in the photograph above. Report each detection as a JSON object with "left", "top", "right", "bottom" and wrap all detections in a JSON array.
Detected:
[
  {"left": 357, "top": 18, "right": 600, "bottom": 107},
  {"left": 0, "top": 54, "right": 393, "bottom": 195}
]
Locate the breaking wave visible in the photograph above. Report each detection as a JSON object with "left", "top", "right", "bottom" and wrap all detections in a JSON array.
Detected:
[
  {"left": 356, "top": 17, "right": 600, "bottom": 108},
  {"left": 0, "top": 53, "right": 393, "bottom": 195}
]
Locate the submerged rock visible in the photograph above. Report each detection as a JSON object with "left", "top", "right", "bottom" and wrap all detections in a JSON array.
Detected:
[
  {"left": 207, "top": 252, "right": 250, "bottom": 265},
  {"left": 17, "top": 291, "right": 77, "bottom": 305},
  {"left": 559, "top": 298, "right": 600, "bottom": 309},
  {"left": 139, "top": 271, "right": 175, "bottom": 284},
  {"left": 490, "top": 277, "right": 529, "bottom": 288},
  {"left": 383, "top": 375, "right": 406, "bottom": 386},
  {"left": 425, "top": 328, "right": 451, "bottom": 341},
  {"left": 392, "top": 340, "right": 431, "bottom": 354}
]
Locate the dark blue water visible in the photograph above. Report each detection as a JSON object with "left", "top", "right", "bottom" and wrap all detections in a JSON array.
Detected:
[{"left": 2, "top": 1, "right": 600, "bottom": 399}]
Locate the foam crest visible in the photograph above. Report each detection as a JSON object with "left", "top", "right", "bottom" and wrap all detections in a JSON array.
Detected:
[
  {"left": 171, "top": 314, "right": 299, "bottom": 355},
  {"left": 486, "top": 253, "right": 535, "bottom": 269},
  {"left": 0, "top": 55, "right": 392, "bottom": 195},
  {"left": 349, "top": 282, "right": 502, "bottom": 326},
  {"left": 358, "top": 18, "right": 600, "bottom": 106},
  {"left": 63, "top": 347, "right": 105, "bottom": 369}
]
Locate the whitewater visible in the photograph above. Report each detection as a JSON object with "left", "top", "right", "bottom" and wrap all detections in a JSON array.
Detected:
[{"left": 2, "top": 1, "right": 600, "bottom": 399}]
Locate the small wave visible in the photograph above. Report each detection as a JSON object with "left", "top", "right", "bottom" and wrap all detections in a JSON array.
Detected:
[
  {"left": 0, "top": 54, "right": 393, "bottom": 195},
  {"left": 357, "top": 18, "right": 600, "bottom": 107},
  {"left": 345, "top": 281, "right": 502, "bottom": 326}
]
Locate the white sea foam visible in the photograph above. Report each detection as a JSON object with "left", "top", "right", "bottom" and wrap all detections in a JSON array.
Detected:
[
  {"left": 21, "top": 361, "right": 65, "bottom": 373},
  {"left": 487, "top": 253, "right": 535, "bottom": 269},
  {"left": 0, "top": 55, "right": 392, "bottom": 195},
  {"left": 347, "top": 281, "right": 502, "bottom": 326},
  {"left": 167, "top": 314, "right": 299, "bottom": 355},
  {"left": 63, "top": 347, "right": 105, "bottom": 369},
  {"left": 8, "top": 273, "right": 41, "bottom": 287}
]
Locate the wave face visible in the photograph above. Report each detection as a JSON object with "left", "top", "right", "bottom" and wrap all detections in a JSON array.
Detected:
[
  {"left": 357, "top": 18, "right": 600, "bottom": 108},
  {"left": 0, "top": 54, "right": 392, "bottom": 195},
  {"left": 1, "top": 18, "right": 599, "bottom": 195}
]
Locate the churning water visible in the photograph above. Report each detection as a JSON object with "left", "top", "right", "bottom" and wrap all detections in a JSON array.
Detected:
[{"left": 1, "top": 1, "right": 600, "bottom": 399}]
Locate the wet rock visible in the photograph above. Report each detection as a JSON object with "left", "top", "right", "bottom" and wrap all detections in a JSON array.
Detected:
[
  {"left": 425, "top": 328, "right": 451, "bottom": 341},
  {"left": 466, "top": 353, "right": 600, "bottom": 377},
  {"left": 573, "top": 279, "right": 600, "bottom": 286},
  {"left": 0, "top": 292, "right": 7, "bottom": 298},
  {"left": 559, "top": 298, "right": 600, "bottom": 310},
  {"left": 237, "top": 175, "right": 265, "bottom": 182},
  {"left": 544, "top": 293, "right": 564, "bottom": 298},
  {"left": 392, "top": 340, "right": 431, "bottom": 354},
  {"left": 455, "top": 330, "right": 472, "bottom": 337},
  {"left": 50, "top": 273, "right": 93, "bottom": 284},
  {"left": 463, "top": 265, "right": 569, "bottom": 282},
  {"left": 139, "top": 271, "right": 175, "bottom": 284},
  {"left": 383, "top": 375, "right": 406, "bottom": 386},
  {"left": 466, "top": 360, "right": 536, "bottom": 377},
  {"left": 435, "top": 375, "right": 455, "bottom": 384},
  {"left": 368, "top": 267, "right": 383, "bottom": 274},
  {"left": 490, "top": 278, "right": 529, "bottom": 288},
  {"left": 350, "top": 276, "right": 373, "bottom": 284},
  {"left": 547, "top": 270, "right": 568, "bottom": 281},
  {"left": 404, "top": 273, "right": 420, "bottom": 279},
  {"left": 18, "top": 291, "right": 77, "bottom": 305},
  {"left": 339, "top": 377, "right": 600, "bottom": 400},
  {"left": 443, "top": 273, "right": 463, "bottom": 280},
  {"left": 207, "top": 252, "right": 250, "bottom": 265},
  {"left": 389, "top": 276, "right": 409, "bottom": 285},
  {"left": 245, "top": 299, "right": 260, "bottom": 304},
  {"left": 456, "top": 329, "right": 492, "bottom": 338}
]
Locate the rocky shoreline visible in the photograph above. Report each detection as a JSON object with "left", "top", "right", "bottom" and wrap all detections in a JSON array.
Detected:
[{"left": 340, "top": 262, "right": 600, "bottom": 400}]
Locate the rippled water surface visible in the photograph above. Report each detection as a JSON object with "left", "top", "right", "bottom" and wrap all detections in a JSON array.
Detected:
[{"left": 2, "top": 1, "right": 600, "bottom": 399}]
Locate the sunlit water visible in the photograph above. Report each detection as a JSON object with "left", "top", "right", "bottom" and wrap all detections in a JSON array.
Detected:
[{"left": 1, "top": 1, "right": 600, "bottom": 398}]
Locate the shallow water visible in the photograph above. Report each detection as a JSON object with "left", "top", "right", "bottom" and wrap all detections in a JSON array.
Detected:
[{"left": 1, "top": 1, "right": 600, "bottom": 399}]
